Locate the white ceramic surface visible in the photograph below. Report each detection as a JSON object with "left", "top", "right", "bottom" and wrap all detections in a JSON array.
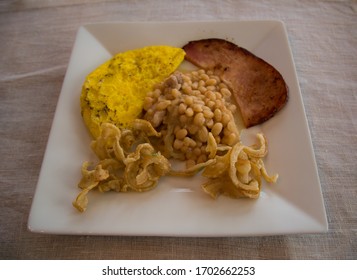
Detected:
[{"left": 28, "top": 21, "right": 328, "bottom": 236}]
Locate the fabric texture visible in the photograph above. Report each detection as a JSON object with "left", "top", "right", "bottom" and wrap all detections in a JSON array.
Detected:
[{"left": 0, "top": 0, "right": 356, "bottom": 259}]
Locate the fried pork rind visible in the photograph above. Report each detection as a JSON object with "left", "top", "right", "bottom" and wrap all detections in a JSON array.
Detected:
[
  {"left": 201, "top": 133, "right": 278, "bottom": 200},
  {"left": 73, "top": 125, "right": 278, "bottom": 212},
  {"left": 73, "top": 118, "right": 278, "bottom": 212},
  {"left": 73, "top": 120, "right": 170, "bottom": 212},
  {"left": 72, "top": 162, "right": 110, "bottom": 212},
  {"left": 125, "top": 143, "right": 170, "bottom": 191},
  {"left": 168, "top": 159, "right": 216, "bottom": 177}
]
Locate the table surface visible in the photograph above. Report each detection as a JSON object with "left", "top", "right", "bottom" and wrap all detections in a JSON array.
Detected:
[{"left": 1, "top": 0, "right": 356, "bottom": 259}]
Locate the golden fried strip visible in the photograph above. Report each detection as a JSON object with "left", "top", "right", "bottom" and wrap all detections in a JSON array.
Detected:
[
  {"left": 73, "top": 121, "right": 171, "bottom": 212},
  {"left": 169, "top": 159, "right": 216, "bottom": 177}
]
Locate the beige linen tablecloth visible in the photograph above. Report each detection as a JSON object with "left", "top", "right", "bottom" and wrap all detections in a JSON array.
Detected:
[{"left": 0, "top": 0, "right": 356, "bottom": 259}]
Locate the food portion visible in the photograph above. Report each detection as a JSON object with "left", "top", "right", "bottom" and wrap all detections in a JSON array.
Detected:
[
  {"left": 183, "top": 38, "right": 288, "bottom": 128},
  {"left": 143, "top": 69, "right": 240, "bottom": 168},
  {"left": 202, "top": 133, "right": 277, "bottom": 199},
  {"left": 80, "top": 46, "right": 186, "bottom": 138},
  {"left": 74, "top": 39, "right": 284, "bottom": 212},
  {"left": 73, "top": 120, "right": 171, "bottom": 212},
  {"left": 73, "top": 119, "right": 277, "bottom": 212}
]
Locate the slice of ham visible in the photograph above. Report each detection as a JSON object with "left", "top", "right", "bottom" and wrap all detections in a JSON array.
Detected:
[{"left": 182, "top": 38, "right": 288, "bottom": 128}]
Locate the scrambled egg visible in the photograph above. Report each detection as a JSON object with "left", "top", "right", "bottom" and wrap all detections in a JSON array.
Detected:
[{"left": 80, "top": 46, "right": 185, "bottom": 138}]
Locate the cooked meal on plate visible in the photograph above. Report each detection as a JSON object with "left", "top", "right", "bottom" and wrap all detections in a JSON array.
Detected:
[{"left": 73, "top": 39, "right": 288, "bottom": 212}]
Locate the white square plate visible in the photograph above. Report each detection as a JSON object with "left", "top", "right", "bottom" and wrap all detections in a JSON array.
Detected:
[{"left": 28, "top": 21, "right": 328, "bottom": 236}]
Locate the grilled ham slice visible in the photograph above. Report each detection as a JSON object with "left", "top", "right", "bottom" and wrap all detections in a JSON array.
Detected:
[{"left": 182, "top": 38, "right": 288, "bottom": 128}]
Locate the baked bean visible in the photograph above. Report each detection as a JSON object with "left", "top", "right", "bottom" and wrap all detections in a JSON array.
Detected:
[
  {"left": 215, "top": 92, "right": 223, "bottom": 100},
  {"left": 151, "top": 110, "right": 165, "bottom": 127},
  {"left": 184, "top": 137, "right": 196, "bottom": 147},
  {"left": 203, "top": 109, "right": 214, "bottom": 119},
  {"left": 178, "top": 103, "right": 187, "bottom": 114},
  {"left": 192, "top": 90, "right": 201, "bottom": 96},
  {"left": 187, "top": 124, "right": 199, "bottom": 135},
  {"left": 198, "top": 80, "right": 205, "bottom": 87},
  {"left": 198, "top": 86, "right": 207, "bottom": 93},
  {"left": 184, "top": 96, "right": 194, "bottom": 106},
  {"left": 173, "top": 139, "right": 183, "bottom": 150},
  {"left": 200, "top": 73, "right": 209, "bottom": 81},
  {"left": 202, "top": 105, "right": 210, "bottom": 111},
  {"left": 206, "top": 85, "right": 216, "bottom": 92},
  {"left": 221, "top": 112, "right": 231, "bottom": 125},
  {"left": 185, "top": 107, "right": 194, "bottom": 117},
  {"left": 193, "top": 112, "right": 205, "bottom": 126},
  {"left": 221, "top": 87, "right": 231, "bottom": 98},
  {"left": 211, "top": 75, "right": 221, "bottom": 83},
  {"left": 211, "top": 122, "right": 223, "bottom": 136},
  {"left": 197, "top": 126, "right": 208, "bottom": 142},
  {"left": 205, "top": 118, "right": 214, "bottom": 129},
  {"left": 153, "top": 88, "right": 161, "bottom": 98},
  {"left": 207, "top": 100, "right": 216, "bottom": 109},
  {"left": 175, "top": 128, "right": 188, "bottom": 140},
  {"left": 192, "top": 81, "right": 198, "bottom": 90},
  {"left": 171, "top": 88, "right": 181, "bottom": 98},
  {"left": 182, "top": 81, "right": 190, "bottom": 88},
  {"left": 143, "top": 96, "right": 153, "bottom": 110},
  {"left": 227, "top": 121, "right": 236, "bottom": 132},
  {"left": 195, "top": 99, "right": 205, "bottom": 106},
  {"left": 180, "top": 145, "right": 188, "bottom": 153},
  {"left": 206, "top": 90, "right": 216, "bottom": 101},
  {"left": 145, "top": 108, "right": 154, "bottom": 116},
  {"left": 192, "top": 103, "right": 203, "bottom": 113},
  {"left": 156, "top": 100, "right": 171, "bottom": 110},
  {"left": 183, "top": 75, "right": 191, "bottom": 83},
  {"left": 193, "top": 147, "right": 202, "bottom": 156},
  {"left": 214, "top": 99, "right": 223, "bottom": 110},
  {"left": 219, "top": 82, "right": 228, "bottom": 89},
  {"left": 214, "top": 108, "right": 222, "bottom": 122},
  {"left": 224, "top": 133, "right": 237, "bottom": 146},
  {"left": 205, "top": 78, "right": 217, "bottom": 86},
  {"left": 183, "top": 85, "right": 192, "bottom": 95}
]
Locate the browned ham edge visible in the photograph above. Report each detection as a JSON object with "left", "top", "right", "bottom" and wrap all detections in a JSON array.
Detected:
[{"left": 182, "top": 38, "right": 288, "bottom": 128}]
